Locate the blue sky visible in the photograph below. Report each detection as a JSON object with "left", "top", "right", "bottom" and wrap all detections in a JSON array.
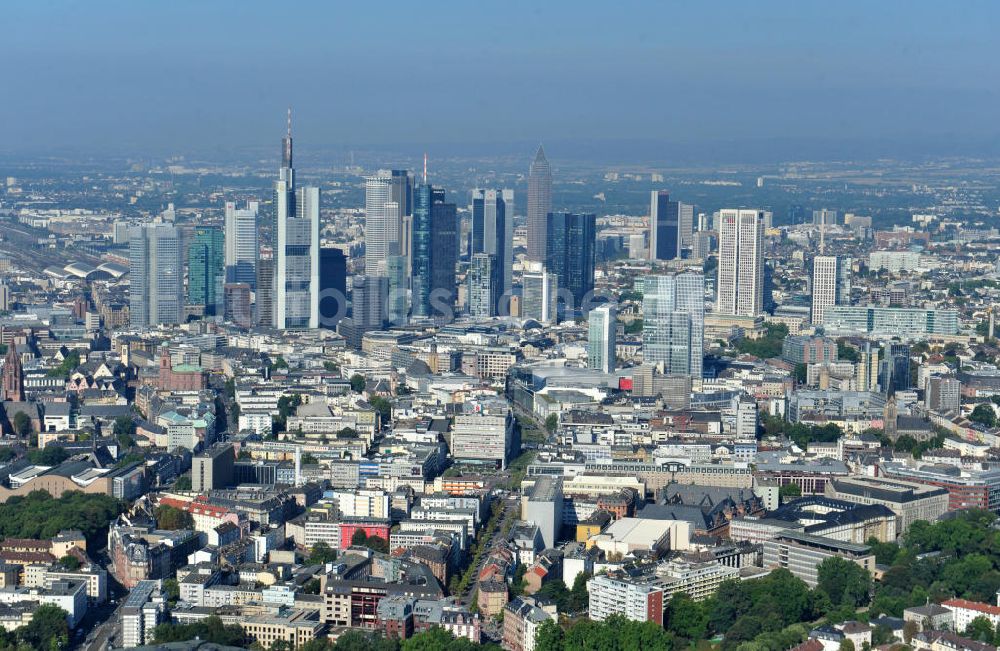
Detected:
[{"left": 2, "top": 1, "right": 998, "bottom": 159}]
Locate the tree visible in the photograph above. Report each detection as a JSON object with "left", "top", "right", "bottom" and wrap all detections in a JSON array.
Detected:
[
  {"left": 174, "top": 475, "right": 192, "bottom": 491},
  {"left": 309, "top": 541, "right": 338, "bottom": 565},
  {"left": 902, "top": 620, "right": 919, "bottom": 643},
  {"left": 534, "top": 620, "right": 564, "bottom": 651},
  {"left": 156, "top": 504, "right": 194, "bottom": 530},
  {"left": 544, "top": 414, "right": 558, "bottom": 434},
  {"left": 965, "top": 616, "right": 994, "bottom": 642},
  {"left": 666, "top": 592, "right": 708, "bottom": 641},
  {"left": 19, "top": 604, "right": 70, "bottom": 649},
  {"left": 370, "top": 396, "right": 392, "bottom": 420},
  {"left": 794, "top": 363, "right": 808, "bottom": 384},
  {"left": 351, "top": 529, "right": 369, "bottom": 547},
  {"left": 779, "top": 483, "right": 801, "bottom": 500},
  {"left": 323, "top": 361, "right": 340, "bottom": 373},
  {"left": 817, "top": 557, "right": 872, "bottom": 607},
  {"left": 566, "top": 571, "right": 591, "bottom": 613},
  {"left": 970, "top": 403, "right": 997, "bottom": 428},
  {"left": 28, "top": 446, "right": 69, "bottom": 465},
  {"left": 838, "top": 640, "right": 855, "bottom": 651},
  {"left": 12, "top": 411, "right": 30, "bottom": 438},
  {"left": 350, "top": 374, "right": 366, "bottom": 393},
  {"left": 163, "top": 578, "right": 180, "bottom": 605},
  {"left": 58, "top": 555, "right": 80, "bottom": 570}
]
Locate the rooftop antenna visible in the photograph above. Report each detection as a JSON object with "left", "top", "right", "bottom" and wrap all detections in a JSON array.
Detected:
[
  {"left": 423, "top": 153, "right": 428, "bottom": 184},
  {"left": 819, "top": 222, "right": 826, "bottom": 256},
  {"left": 287, "top": 107, "right": 292, "bottom": 137}
]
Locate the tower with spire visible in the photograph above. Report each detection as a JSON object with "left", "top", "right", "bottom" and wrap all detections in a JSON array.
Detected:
[
  {"left": 527, "top": 145, "right": 552, "bottom": 263},
  {"left": 2, "top": 341, "right": 25, "bottom": 403}
]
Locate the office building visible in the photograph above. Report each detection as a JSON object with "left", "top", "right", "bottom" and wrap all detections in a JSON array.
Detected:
[
  {"left": 451, "top": 402, "right": 517, "bottom": 469},
  {"left": 223, "top": 283, "right": 252, "bottom": 329},
  {"left": 824, "top": 306, "right": 959, "bottom": 337},
  {"left": 527, "top": 145, "right": 552, "bottom": 263},
  {"left": 925, "top": 375, "right": 961, "bottom": 413},
  {"left": 881, "top": 342, "right": 911, "bottom": 394},
  {"left": 825, "top": 477, "right": 950, "bottom": 535},
  {"left": 678, "top": 202, "right": 696, "bottom": 249},
  {"left": 648, "top": 191, "right": 680, "bottom": 261},
  {"left": 470, "top": 189, "right": 513, "bottom": 297},
  {"left": 385, "top": 255, "right": 408, "bottom": 325},
  {"left": 642, "top": 272, "right": 705, "bottom": 378},
  {"left": 192, "top": 444, "right": 235, "bottom": 492},
  {"left": 521, "top": 263, "right": 558, "bottom": 325},
  {"left": 341, "top": 275, "right": 388, "bottom": 349},
  {"left": 276, "top": 185, "right": 320, "bottom": 329},
  {"left": 319, "top": 248, "right": 347, "bottom": 329},
  {"left": 545, "top": 212, "right": 596, "bottom": 312},
  {"left": 224, "top": 200, "right": 259, "bottom": 287},
  {"left": 412, "top": 185, "right": 458, "bottom": 322},
  {"left": 365, "top": 170, "right": 412, "bottom": 276},
  {"left": 716, "top": 209, "right": 765, "bottom": 317},
  {"left": 468, "top": 254, "right": 500, "bottom": 318},
  {"left": 813, "top": 209, "right": 839, "bottom": 226},
  {"left": 129, "top": 224, "right": 183, "bottom": 328},
  {"left": 811, "top": 255, "right": 852, "bottom": 326},
  {"left": 187, "top": 226, "right": 225, "bottom": 315},
  {"left": 121, "top": 580, "right": 166, "bottom": 648},
  {"left": 782, "top": 336, "right": 838, "bottom": 365},
  {"left": 272, "top": 110, "right": 295, "bottom": 245},
  {"left": 256, "top": 255, "right": 275, "bottom": 327},
  {"left": 762, "top": 531, "right": 874, "bottom": 587},
  {"left": 856, "top": 342, "right": 880, "bottom": 392},
  {"left": 588, "top": 304, "right": 616, "bottom": 373}
]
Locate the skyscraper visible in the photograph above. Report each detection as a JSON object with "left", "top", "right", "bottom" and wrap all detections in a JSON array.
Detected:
[
  {"left": 521, "top": 262, "right": 558, "bottom": 325},
  {"left": 545, "top": 212, "right": 596, "bottom": 312},
  {"left": 412, "top": 184, "right": 458, "bottom": 322},
  {"left": 527, "top": 146, "right": 552, "bottom": 263},
  {"left": 588, "top": 304, "right": 617, "bottom": 373},
  {"left": 643, "top": 272, "right": 705, "bottom": 378},
  {"left": 468, "top": 253, "right": 499, "bottom": 318},
  {"left": 129, "top": 224, "right": 183, "bottom": 328},
  {"left": 319, "top": 247, "right": 347, "bottom": 329},
  {"left": 678, "top": 202, "right": 696, "bottom": 250},
  {"left": 716, "top": 209, "right": 765, "bottom": 317},
  {"left": 255, "top": 255, "right": 275, "bottom": 327},
  {"left": 470, "top": 189, "right": 513, "bottom": 297},
  {"left": 273, "top": 110, "right": 295, "bottom": 246},
  {"left": 276, "top": 185, "right": 320, "bottom": 329},
  {"left": 648, "top": 191, "right": 680, "bottom": 260},
  {"left": 224, "top": 200, "right": 259, "bottom": 288},
  {"left": 341, "top": 275, "right": 388, "bottom": 348},
  {"left": 364, "top": 170, "right": 411, "bottom": 276},
  {"left": 385, "top": 255, "right": 408, "bottom": 324},
  {"left": 811, "top": 255, "right": 852, "bottom": 326},
  {"left": 881, "top": 342, "right": 911, "bottom": 394},
  {"left": 223, "top": 283, "right": 252, "bottom": 329},
  {"left": 187, "top": 226, "right": 224, "bottom": 315}
]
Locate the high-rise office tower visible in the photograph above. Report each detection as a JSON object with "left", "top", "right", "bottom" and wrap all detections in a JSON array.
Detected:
[
  {"left": 319, "top": 247, "right": 347, "bottom": 329},
  {"left": 812, "top": 209, "right": 838, "bottom": 226},
  {"left": 224, "top": 200, "right": 259, "bottom": 288},
  {"left": 588, "top": 303, "right": 617, "bottom": 373},
  {"left": 643, "top": 271, "right": 705, "bottom": 378},
  {"left": 881, "top": 342, "right": 911, "bottom": 394},
  {"left": 187, "top": 226, "right": 225, "bottom": 315},
  {"left": 648, "top": 191, "right": 680, "bottom": 260},
  {"left": 468, "top": 253, "right": 499, "bottom": 318},
  {"left": 856, "top": 342, "right": 880, "bottom": 392},
  {"left": 521, "top": 262, "right": 558, "bottom": 324},
  {"left": 545, "top": 212, "right": 596, "bottom": 312},
  {"left": 527, "top": 146, "right": 552, "bottom": 262},
  {"left": 364, "top": 170, "right": 412, "bottom": 276},
  {"left": 276, "top": 185, "right": 320, "bottom": 329},
  {"left": 811, "top": 255, "right": 852, "bottom": 326},
  {"left": 341, "top": 275, "right": 388, "bottom": 348},
  {"left": 223, "top": 283, "right": 252, "bottom": 329},
  {"left": 470, "top": 189, "right": 513, "bottom": 298},
  {"left": 716, "top": 209, "right": 765, "bottom": 317},
  {"left": 129, "top": 224, "right": 183, "bottom": 328},
  {"left": 412, "top": 184, "right": 457, "bottom": 322},
  {"left": 256, "top": 255, "right": 275, "bottom": 327},
  {"left": 385, "top": 255, "right": 408, "bottom": 324},
  {"left": 678, "top": 202, "right": 696, "bottom": 249},
  {"left": 273, "top": 110, "right": 295, "bottom": 246}
]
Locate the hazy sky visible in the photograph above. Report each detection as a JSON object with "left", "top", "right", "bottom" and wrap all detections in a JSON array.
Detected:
[{"left": 3, "top": 1, "right": 999, "bottom": 160}]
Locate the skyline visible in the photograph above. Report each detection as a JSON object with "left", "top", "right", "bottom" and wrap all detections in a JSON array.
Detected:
[{"left": 3, "top": 2, "right": 1000, "bottom": 161}]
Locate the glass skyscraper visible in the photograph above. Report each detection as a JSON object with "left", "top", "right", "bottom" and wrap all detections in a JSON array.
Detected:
[
  {"left": 470, "top": 189, "right": 513, "bottom": 298},
  {"left": 469, "top": 253, "right": 499, "bottom": 318},
  {"left": 412, "top": 184, "right": 457, "bottom": 322},
  {"left": 129, "top": 224, "right": 183, "bottom": 328},
  {"left": 588, "top": 303, "right": 617, "bottom": 373},
  {"left": 649, "top": 191, "right": 680, "bottom": 260},
  {"left": 642, "top": 272, "right": 705, "bottom": 378},
  {"left": 545, "top": 212, "right": 596, "bottom": 313},
  {"left": 187, "top": 226, "right": 225, "bottom": 314},
  {"left": 527, "top": 146, "right": 552, "bottom": 263}
]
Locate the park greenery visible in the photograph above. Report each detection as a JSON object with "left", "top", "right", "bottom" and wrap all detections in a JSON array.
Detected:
[
  {"left": 733, "top": 323, "right": 788, "bottom": 359},
  {"left": 0, "top": 604, "right": 71, "bottom": 650},
  {"left": 155, "top": 504, "right": 194, "bottom": 530},
  {"left": 0, "top": 490, "right": 122, "bottom": 545}
]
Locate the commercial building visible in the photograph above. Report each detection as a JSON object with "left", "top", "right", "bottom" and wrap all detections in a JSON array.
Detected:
[
  {"left": 365, "top": 170, "right": 412, "bottom": 276},
  {"left": 642, "top": 272, "right": 705, "bottom": 378},
  {"left": 526, "top": 146, "right": 552, "bottom": 263},
  {"left": 450, "top": 401, "right": 517, "bottom": 469},
  {"left": 192, "top": 443, "right": 235, "bottom": 492},
  {"left": 545, "top": 212, "right": 596, "bottom": 312},
  {"left": 783, "top": 336, "right": 838, "bottom": 365},
  {"left": 470, "top": 188, "right": 513, "bottom": 299},
  {"left": 187, "top": 226, "right": 225, "bottom": 315},
  {"left": 649, "top": 191, "right": 680, "bottom": 261},
  {"left": 716, "top": 209, "right": 765, "bottom": 317},
  {"left": 825, "top": 477, "right": 950, "bottom": 534},
  {"left": 587, "top": 304, "right": 616, "bottom": 373},
  {"left": 762, "top": 531, "right": 875, "bottom": 587},
  {"left": 522, "top": 263, "right": 558, "bottom": 325},
  {"left": 224, "top": 200, "right": 259, "bottom": 287},
  {"left": 823, "top": 306, "right": 959, "bottom": 337},
  {"left": 412, "top": 185, "right": 458, "bottom": 322},
  {"left": 129, "top": 224, "right": 183, "bottom": 328},
  {"left": 275, "top": 185, "right": 320, "bottom": 329}
]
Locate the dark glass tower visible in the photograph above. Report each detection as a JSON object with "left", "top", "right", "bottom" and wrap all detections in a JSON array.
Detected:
[
  {"left": 649, "top": 190, "right": 680, "bottom": 260},
  {"left": 187, "top": 226, "right": 225, "bottom": 315},
  {"left": 412, "top": 184, "right": 457, "bottom": 321},
  {"left": 545, "top": 212, "right": 596, "bottom": 313},
  {"left": 319, "top": 248, "right": 347, "bottom": 329}
]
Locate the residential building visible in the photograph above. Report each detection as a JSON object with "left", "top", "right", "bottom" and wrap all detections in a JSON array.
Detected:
[{"left": 716, "top": 209, "right": 764, "bottom": 316}]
